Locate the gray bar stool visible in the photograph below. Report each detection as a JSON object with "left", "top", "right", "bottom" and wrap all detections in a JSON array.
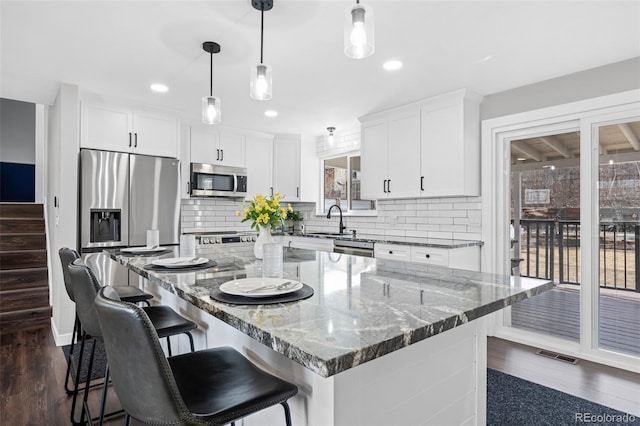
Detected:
[
  {"left": 95, "top": 285, "right": 299, "bottom": 426},
  {"left": 58, "top": 248, "right": 153, "bottom": 396},
  {"left": 66, "top": 258, "right": 197, "bottom": 425}
]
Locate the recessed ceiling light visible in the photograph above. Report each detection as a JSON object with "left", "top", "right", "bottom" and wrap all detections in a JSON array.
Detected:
[
  {"left": 517, "top": 157, "right": 526, "bottom": 161},
  {"left": 150, "top": 83, "right": 168, "bottom": 93},
  {"left": 383, "top": 60, "right": 403, "bottom": 71},
  {"left": 264, "top": 110, "right": 278, "bottom": 117}
]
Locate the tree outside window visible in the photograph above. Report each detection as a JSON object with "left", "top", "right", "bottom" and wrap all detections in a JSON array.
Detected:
[{"left": 323, "top": 154, "right": 376, "bottom": 213}]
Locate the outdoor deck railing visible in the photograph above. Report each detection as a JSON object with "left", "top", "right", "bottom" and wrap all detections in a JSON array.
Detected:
[{"left": 514, "top": 219, "right": 639, "bottom": 292}]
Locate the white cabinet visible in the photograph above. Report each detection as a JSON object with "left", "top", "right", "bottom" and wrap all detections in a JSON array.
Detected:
[
  {"left": 290, "top": 236, "right": 334, "bottom": 252},
  {"left": 272, "top": 136, "right": 301, "bottom": 201},
  {"left": 419, "top": 90, "right": 481, "bottom": 197},
  {"left": 375, "top": 242, "right": 480, "bottom": 271},
  {"left": 360, "top": 89, "right": 481, "bottom": 199},
  {"left": 189, "top": 127, "right": 245, "bottom": 167},
  {"left": 374, "top": 243, "right": 412, "bottom": 261},
  {"left": 81, "top": 100, "right": 178, "bottom": 158},
  {"left": 360, "top": 112, "right": 421, "bottom": 199},
  {"left": 245, "top": 135, "right": 273, "bottom": 199}
]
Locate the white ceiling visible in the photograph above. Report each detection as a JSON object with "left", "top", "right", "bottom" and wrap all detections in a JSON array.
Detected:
[{"left": 1, "top": 1, "right": 639, "bottom": 137}]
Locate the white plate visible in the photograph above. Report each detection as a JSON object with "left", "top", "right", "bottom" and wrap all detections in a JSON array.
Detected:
[
  {"left": 219, "top": 278, "right": 302, "bottom": 298},
  {"left": 121, "top": 246, "right": 166, "bottom": 254},
  {"left": 151, "top": 257, "right": 209, "bottom": 268}
]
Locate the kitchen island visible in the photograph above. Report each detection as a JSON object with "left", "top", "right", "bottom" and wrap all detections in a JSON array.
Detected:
[{"left": 109, "top": 246, "right": 552, "bottom": 425}]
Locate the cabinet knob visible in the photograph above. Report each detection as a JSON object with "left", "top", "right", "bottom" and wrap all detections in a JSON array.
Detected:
[
  {"left": 425, "top": 254, "right": 430, "bottom": 258},
  {"left": 389, "top": 250, "right": 393, "bottom": 254}
]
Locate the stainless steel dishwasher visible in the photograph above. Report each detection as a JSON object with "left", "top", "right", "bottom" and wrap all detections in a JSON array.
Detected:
[{"left": 333, "top": 239, "right": 375, "bottom": 257}]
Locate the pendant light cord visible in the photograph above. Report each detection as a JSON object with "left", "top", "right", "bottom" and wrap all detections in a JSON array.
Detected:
[
  {"left": 260, "top": 8, "right": 264, "bottom": 64},
  {"left": 209, "top": 51, "right": 213, "bottom": 96}
]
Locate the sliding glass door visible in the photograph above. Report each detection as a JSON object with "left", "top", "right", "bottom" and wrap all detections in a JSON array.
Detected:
[{"left": 596, "top": 120, "right": 640, "bottom": 357}]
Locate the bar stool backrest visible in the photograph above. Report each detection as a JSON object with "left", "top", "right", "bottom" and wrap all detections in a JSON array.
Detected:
[
  {"left": 95, "top": 286, "right": 193, "bottom": 424},
  {"left": 58, "top": 247, "right": 80, "bottom": 302},
  {"left": 67, "top": 259, "right": 104, "bottom": 338}
]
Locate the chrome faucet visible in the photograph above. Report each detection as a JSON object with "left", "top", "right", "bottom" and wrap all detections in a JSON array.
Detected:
[{"left": 327, "top": 204, "right": 347, "bottom": 234}]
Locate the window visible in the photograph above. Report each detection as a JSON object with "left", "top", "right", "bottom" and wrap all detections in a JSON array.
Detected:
[{"left": 322, "top": 154, "right": 376, "bottom": 213}]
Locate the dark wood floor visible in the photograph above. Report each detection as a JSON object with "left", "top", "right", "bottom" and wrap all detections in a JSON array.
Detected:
[{"left": 2, "top": 327, "right": 639, "bottom": 425}]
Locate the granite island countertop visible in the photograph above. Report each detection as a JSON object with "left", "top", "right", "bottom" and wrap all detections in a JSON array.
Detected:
[{"left": 109, "top": 245, "right": 551, "bottom": 378}]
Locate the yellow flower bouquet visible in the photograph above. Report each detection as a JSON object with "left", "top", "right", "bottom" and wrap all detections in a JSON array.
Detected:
[{"left": 237, "top": 193, "right": 292, "bottom": 231}]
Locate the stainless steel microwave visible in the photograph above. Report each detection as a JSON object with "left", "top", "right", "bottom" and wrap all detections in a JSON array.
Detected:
[{"left": 190, "top": 163, "right": 248, "bottom": 197}]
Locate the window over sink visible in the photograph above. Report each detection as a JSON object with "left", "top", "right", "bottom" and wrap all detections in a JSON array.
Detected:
[{"left": 322, "top": 153, "right": 376, "bottom": 214}]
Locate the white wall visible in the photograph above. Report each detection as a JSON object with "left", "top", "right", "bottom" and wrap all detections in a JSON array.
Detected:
[{"left": 46, "top": 83, "right": 80, "bottom": 345}]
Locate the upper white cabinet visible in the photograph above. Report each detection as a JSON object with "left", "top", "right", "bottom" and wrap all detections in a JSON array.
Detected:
[
  {"left": 81, "top": 100, "right": 178, "bottom": 158},
  {"left": 189, "top": 127, "right": 245, "bottom": 167},
  {"left": 272, "top": 136, "right": 301, "bottom": 201},
  {"left": 361, "top": 111, "right": 421, "bottom": 199},
  {"left": 419, "top": 90, "right": 481, "bottom": 197},
  {"left": 245, "top": 135, "right": 273, "bottom": 199},
  {"left": 360, "top": 89, "right": 481, "bottom": 199}
]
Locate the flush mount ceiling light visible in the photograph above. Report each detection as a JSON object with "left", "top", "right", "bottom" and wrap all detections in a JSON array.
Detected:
[
  {"left": 383, "top": 60, "right": 403, "bottom": 71},
  {"left": 150, "top": 83, "right": 168, "bottom": 93},
  {"left": 327, "top": 127, "right": 336, "bottom": 145},
  {"left": 250, "top": 0, "right": 274, "bottom": 100},
  {"left": 202, "top": 41, "right": 221, "bottom": 125},
  {"left": 344, "top": 0, "right": 374, "bottom": 59}
]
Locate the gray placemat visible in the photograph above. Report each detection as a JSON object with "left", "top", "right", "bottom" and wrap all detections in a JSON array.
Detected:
[
  {"left": 210, "top": 284, "right": 314, "bottom": 305},
  {"left": 143, "top": 260, "right": 218, "bottom": 272}
]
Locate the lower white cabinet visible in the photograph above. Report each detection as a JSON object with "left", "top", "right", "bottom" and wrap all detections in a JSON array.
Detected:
[
  {"left": 374, "top": 243, "right": 412, "bottom": 261},
  {"left": 290, "top": 236, "right": 334, "bottom": 252},
  {"left": 375, "top": 243, "right": 480, "bottom": 271}
]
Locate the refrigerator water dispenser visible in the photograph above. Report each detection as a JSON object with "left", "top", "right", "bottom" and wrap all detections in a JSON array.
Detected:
[{"left": 90, "top": 209, "right": 121, "bottom": 243}]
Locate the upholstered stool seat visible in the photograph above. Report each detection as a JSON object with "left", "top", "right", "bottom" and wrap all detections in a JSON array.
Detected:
[{"left": 95, "top": 286, "right": 298, "bottom": 426}]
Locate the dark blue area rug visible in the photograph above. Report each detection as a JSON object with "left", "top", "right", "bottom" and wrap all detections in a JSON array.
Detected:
[
  {"left": 61, "top": 339, "right": 107, "bottom": 383},
  {"left": 487, "top": 368, "right": 639, "bottom": 426}
]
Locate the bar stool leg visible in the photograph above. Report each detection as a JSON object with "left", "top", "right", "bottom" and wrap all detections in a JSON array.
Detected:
[
  {"left": 79, "top": 339, "right": 97, "bottom": 425},
  {"left": 98, "top": 365, "right": 109, "bottom": 426},
  {"left": 166, "top": 336, "right": 172, "bottom": 357},
  {"left": 64, "top": 315, "right": 80, "bottom": 394},
  {"left": 70, "top": 331, "right": 87, "bottom": 425},
  {"left": 281, "top": 401, "right": 293, "bottom": 426}
]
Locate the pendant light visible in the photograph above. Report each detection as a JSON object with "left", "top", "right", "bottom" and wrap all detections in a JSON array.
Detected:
[
  {"left": 250, "top": 0, "right": 273, "bottom": 100},
  {"left": 344, "top": 0, "right": 374, "bottom": 59},
  {"left": 202, "top": 41, "right": 221, "bottom": 125},
  {"left": 327, "top": 127, "right": 336, "bottom": 145}
]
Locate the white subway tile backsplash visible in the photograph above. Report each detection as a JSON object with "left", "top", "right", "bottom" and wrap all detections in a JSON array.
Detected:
[{"left": 181, "top": 194, "right": 483, "bottom": 241}]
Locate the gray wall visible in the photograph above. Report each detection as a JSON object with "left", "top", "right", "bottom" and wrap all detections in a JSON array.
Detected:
[
  {"left": 480, "top": 57, "right": 640, "bottom": 120},
  {"left": 0, "top": 98, "right": 35, "bottom": 164}
]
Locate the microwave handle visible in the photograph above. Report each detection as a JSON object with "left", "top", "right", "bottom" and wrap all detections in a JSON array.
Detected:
[{"left": 233, "top": 174, "right": 238, "bottom": 193}]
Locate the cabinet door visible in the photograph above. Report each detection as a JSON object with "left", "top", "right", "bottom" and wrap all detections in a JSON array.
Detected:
[
  {"left": 245, "top": 136, "right": 273, "bottom": 199},
  {"left": 410, "top": 246, "right": 450, "bottom": 267},
  {"left": 81, "top": 102, "right": 131, "bottom": 151},
  {"left": 218, "top": 131, "right": 246, "bottom": 167},
  {"left": 420, "top": 102, "right": 468, "bottom": 197},
  {"left": 387, "top": 112, "right": 421, "bottom": 198},
  {"left": 190, "top": 127, "right": 219, "bottom": 165},
  {"left": 360, "top": 120, "right": 388, "bottom": 199},
  {"left": 132, "top": 111, "right": 178, "bottom": 158},
  {"left": 273, "top": 138, "right": 300, "bottom": 201},
  {"left": 374, "top": 243, "right": 411, "bottom": 261}
]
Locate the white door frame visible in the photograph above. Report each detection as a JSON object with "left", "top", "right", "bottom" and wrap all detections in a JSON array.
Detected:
[{"left": 481, "top": 89, "right": 640, "bottom": 373}]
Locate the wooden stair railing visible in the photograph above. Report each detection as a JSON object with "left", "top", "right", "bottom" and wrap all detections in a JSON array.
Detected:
[{"left": 0, "top": 203, "right": 51, "bottom": 334}]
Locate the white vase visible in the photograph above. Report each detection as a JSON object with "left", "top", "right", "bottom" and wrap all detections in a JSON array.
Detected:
[{"left": 253, "top": 226, "right": 274, "bottom": 259}]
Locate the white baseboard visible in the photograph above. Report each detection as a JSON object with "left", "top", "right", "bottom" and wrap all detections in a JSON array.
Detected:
[{"left": 51, "top": 318, "right": 73, "bottom": 347}]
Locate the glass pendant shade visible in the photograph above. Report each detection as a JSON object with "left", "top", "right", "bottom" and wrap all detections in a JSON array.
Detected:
[
  {"left": 201, "top": 96, "right": 221, "bottom": 125},
  {"left": 344, "top": 3, "right": 374, "bottom": 59},
  {"left": 250, "top": 63, "right": 273, "bottom": 100}
]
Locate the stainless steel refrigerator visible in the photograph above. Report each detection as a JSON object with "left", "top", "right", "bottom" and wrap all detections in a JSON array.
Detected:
[{"left": 78, "top": 149, "right": 181, "bottom": 285}]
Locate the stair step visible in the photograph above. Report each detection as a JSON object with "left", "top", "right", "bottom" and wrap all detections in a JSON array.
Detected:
[
  {"left": 0, "top": 268, "right": 49, "bottom": 291},
  {"left": 0, "top": 203, "right": 43, "bottom": 219},
  {"left": 0, "top": 287, "right": 50, "bottom": 312},
  {"left": 0, "top": 218, "right": 45, "bottom": 234},
  {"left": 0, "top": 250, "right": 48, "bottom": 270},
  {"left": 0, "top": 306, "right": 52, "bottom": 335},
  {"left": 0, "top": 234, "right": 46, "bottom": 251}
]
